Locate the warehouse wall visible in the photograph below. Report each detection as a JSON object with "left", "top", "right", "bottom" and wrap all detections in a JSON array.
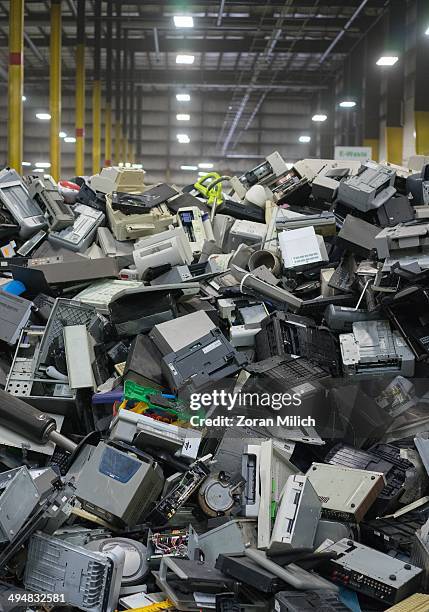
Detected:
[{"left": 0, "top": 85, "right": 313, "bottom": 186}]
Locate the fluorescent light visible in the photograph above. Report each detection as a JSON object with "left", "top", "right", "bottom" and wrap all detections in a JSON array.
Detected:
[
  {"left": 174, "top": 15, "right": 194, "bottom": 28},
  {"left": 198, "top": 171, "right": 208, "bottom": 177},
  {"left": 64, "top": 136, "right": 76, "bottom": 143},
  {"left": 339, "top": 100, "right": 356, "bottom": 108},
  {"left": 59, "top": 131, "right": 67, "bottom": 138},
  {"left": 36, "top": 112, "right": 51, "bottom": 120},
  {"left": 176, "top": 113, "right": 190, "bottom": 121},
  {"left": 34, "top": 162, "right": 51, "bottom": 168},
  {"left": 22, "top": 95, "right": 26, "bottom": 101},
  {"left": 176, "top": 93, "right": 191, "bottom": 102},
  {"left": 426, "top": 26, "right": 429, "bottom": 35},
  {"left": 299, "top": 135, "right": 311, "bottom": 143},
  {"left": 176, "top": 54, "right": 195, "bottom": 65},
  {"left": 22, "top": 161, "right": 31, "bottom": 167},
  {"left": 181, "top": 165, "right": 198, "bottom": 171},
  {"left": 312, "top": 114, "right": 327, "bottom": 122},
  {"left": 177, "top": 134, "right": 190, "bottom": 143},
  {"left": 376, "top": 55, "right": 398, "bottom": 66},
  {"left": 33, "top": 168, "right": 45, "bottom": 174},
  {"left": 198, "top": 162, "right": 213, "bottom": 169}
]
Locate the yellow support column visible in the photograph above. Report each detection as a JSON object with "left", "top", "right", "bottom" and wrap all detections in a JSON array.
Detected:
[
  {"left": 49, "top": 0, "right": 61, "bottom": 181},
  {"left": 120, "top": 127, "right": 125, "bottom": 163},
  {"left": 75, "top": 0, "right": 85, "bottom": 175},
  {"left": 363, "top": 138, "right": 379, "bottom": 162},
  {"left": 75, "top": 42, "right": 85, "bottom": 174},
  {"left": 124, "top": 136, "right": 129, "bottom": 163},
  {"left": 8, "top": 0, "right": 24, "bottom": 172},
  {"left": 386, "top": 127, "right": 403, "bottom": 166},
  {"left": 92, "top": 80, "right": 101, "bottom": 173},
  {"left": 105, "top": 104, "right": 112, "bottom": 166},
  {"left": 114, "top": 121, "right": 121, "bottom": 164},
  {"left": 415, "top": 112, "right": 429, "bottom": 156}
]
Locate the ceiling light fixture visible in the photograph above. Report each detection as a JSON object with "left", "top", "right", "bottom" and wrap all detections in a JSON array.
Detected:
[
  {"left": 177, "top": 134, "right": 190, "bottom": 143},
  {"left": 34, "top": 162, "right": 51, "bottom": 168},
  {"left": 176, "top": 54, "right": 195, "bottom": 65},
  {"left": 176, "top": 113, "right": 190, "bottom": 121},
  {"left": 339, "top": 100, "right": 356, "bottom": 108},
  {"left": 299, "top": 135, "right": 311, "bottom": 143},
  {"left": 64, "top": 136, "right": 76, "bottom": 143},
  {"left": 36, "top": 112, "right": 51, "bottom": 120},
  {"left": 425, "top": 26, "right": 429, "bottom": 35},
  {"left": 376, "top": 55, "right": 398, "bottom": 66},
  {"left": 22, "top": 95, "right": 26, "bottom": 101},
  {"left": 59, "top": 131, "right": 67, "bottom": 138},
  {"left": 181, "top": 165, "right": 198, "bottom": 170},
  {"left": 174, "top": 15, "right": 194, "bottom": 28},
  {"left": 312, "top": 114, "right": 327, "bottom": 122},
  {"left": 21, "top": 161, "right": 31, "bottom": 167},
  {"left": 176, "top": 93, "right": 191, "bottom": 102},
  {"left": 198, "top": 162, "right": 214, "bottom": 169}
]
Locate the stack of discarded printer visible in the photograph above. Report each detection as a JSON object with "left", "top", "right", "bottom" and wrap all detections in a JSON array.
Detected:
[{"left": 0, "top": 153, "right": 429, "bottom": 611}]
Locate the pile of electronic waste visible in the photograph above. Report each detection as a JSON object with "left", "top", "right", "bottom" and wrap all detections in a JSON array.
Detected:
[{"left": 0, "top": 154, "right": 429, "bottom": 611}]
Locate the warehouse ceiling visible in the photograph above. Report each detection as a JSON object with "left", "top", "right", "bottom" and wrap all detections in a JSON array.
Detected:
[
  {"left": 0, "top": 1, "right": 388, "bottom": 85},
  {"left": 0, "top": 1, "right": 390, "bottom": 179}
]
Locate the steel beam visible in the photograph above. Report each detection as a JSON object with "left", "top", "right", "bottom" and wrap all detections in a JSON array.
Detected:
[
  {"left": 217, "top": 0, "right": 226, "bottom": 27},
  {"left": 0, "top": 13, "right": 380, "bottom": 30},
  {"left": 24, "top": 31, "right": 45, "bottom": 64},
  {"left": 319, "top": 0, "right": 369, "bottom": 64},
  {"left": 0, "top": 36, "right": 364, "bottom": 54}
]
